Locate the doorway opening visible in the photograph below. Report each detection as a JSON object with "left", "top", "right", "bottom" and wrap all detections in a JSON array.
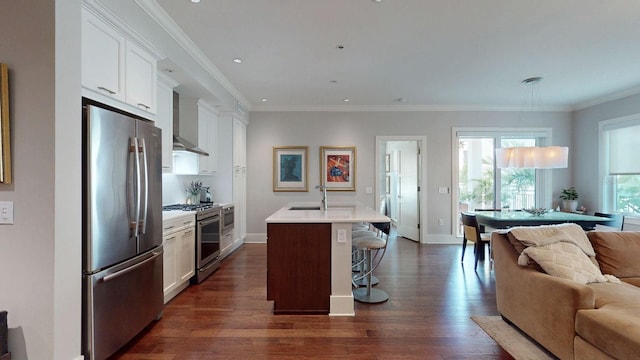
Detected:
[{"left": 375, "top": 136, "right": 427, "bottom": 244}]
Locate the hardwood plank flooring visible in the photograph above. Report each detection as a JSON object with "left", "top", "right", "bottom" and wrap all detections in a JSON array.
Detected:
[{"left": 112, "top": 234, "right": 512, "bottom": 359}]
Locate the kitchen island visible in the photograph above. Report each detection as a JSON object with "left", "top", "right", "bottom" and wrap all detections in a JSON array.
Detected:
[{"left": 265, "top": 202, "right": 390, "bottom": 316}]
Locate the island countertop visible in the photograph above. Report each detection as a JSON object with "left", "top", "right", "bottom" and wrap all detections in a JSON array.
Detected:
[{"left": 265, "top": 202, "right": 389, "bottom": 223}]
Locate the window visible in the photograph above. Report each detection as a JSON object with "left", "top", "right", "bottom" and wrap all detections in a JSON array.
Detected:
[
  {"left": 601, "top": 117, "right": 640, "bottom": 214},
  {"left": 454, "top": 128, "right": 553, "bottom": 236}
]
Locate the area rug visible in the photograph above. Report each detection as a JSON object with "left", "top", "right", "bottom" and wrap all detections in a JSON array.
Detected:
[{"left": 471, "top": 316, "right": 556, "bottom": 360}]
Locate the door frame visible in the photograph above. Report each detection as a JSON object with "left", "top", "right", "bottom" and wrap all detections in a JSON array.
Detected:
[{"left": 375, "top": 136, "right": 428, "bottom": 244}]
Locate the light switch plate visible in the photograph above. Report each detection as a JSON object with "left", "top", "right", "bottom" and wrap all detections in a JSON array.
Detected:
[
  {"left": 337, "top": 229, "right": 347, "bottom": 243},
  {"left": 0, "top": 201, "right": 14, "bottom": 225}
]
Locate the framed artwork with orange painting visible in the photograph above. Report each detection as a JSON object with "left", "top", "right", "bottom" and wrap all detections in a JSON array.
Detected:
[{"left": 320, "top": 146, "right": 356, "bottom": 191}]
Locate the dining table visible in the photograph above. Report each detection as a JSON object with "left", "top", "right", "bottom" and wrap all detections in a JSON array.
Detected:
[{"left": 472, "top": 210, "right": 616, "bottom": 230}]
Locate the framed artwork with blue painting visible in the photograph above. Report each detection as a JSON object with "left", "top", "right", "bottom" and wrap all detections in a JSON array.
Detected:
[
  {"left": 273, "top": 146, "right": 308, "bottom": 192},
  {"left": 320, "top": 146, "right": 356, "bottom": 191}
]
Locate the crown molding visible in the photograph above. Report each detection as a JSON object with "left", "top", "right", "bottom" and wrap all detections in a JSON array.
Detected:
[
  {"left": 250, "top": 104, "right": 572, "bottom": 113},
  {"left": 133, "top": 0, "right": 251, "bottom": 111},
  {"left": 573, "top": 85, "right": 640, "bottom": 111}
]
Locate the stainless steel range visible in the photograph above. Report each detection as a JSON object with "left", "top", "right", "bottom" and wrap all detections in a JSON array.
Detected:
[{"left": 163, "top": 203, "right": 222, "bottom": 283}]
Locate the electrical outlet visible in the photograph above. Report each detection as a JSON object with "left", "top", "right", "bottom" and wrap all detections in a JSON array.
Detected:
[{"left": 438, "top": 219, "right": 444, "bottom": 226}]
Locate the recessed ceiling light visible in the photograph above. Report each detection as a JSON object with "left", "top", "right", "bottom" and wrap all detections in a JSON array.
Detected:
[
  {"left": 330, "top": 80, "right": 337, "bottom": 84},
  {"left": 232, "top": 58, "right": 243, "bottom": 64},
  {"left": 336, "top": 45, "right": 344, "bottom": 50},
  {"left": 161, "top": 68, "right": 175, "bottom": 73},
  {"left": 261, "top": 98, "right": 268, "bottom": 102},
  {"left": 343, "top": 98, "right": 351, "bottom": 102},
  {"left": 191, "top": 0, "right": 201, "bottom": 3},
  {"left": 373, "top": 0, "right": 382, "bottom": 3},
  {"left": 395, "top": 98, "right": 406, "bottom": 103}
]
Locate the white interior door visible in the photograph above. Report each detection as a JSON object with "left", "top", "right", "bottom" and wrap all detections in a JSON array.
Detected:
[{"left": 394, "top": 141, "right": 420, "bottom": 241}]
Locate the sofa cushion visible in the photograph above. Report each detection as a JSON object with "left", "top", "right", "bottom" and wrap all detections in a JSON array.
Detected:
[
  {"left": 576, "top": 307, "right": 640, "bottom": 360},
  {"left": 588, "top": 231, "right": 640, "bottom": 278},
  {"left": 521, "top": 242, "right": 615, "bottom": 284},
  {"left": 621, "top": 277, "right": 640, "bottom": 287},
  {"left": 588, "top": 282, "right": 640, "bottom": 309}
]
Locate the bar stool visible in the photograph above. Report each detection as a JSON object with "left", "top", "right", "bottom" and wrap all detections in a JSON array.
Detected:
[
  {"left": 351, "top": 226, "right": 380, "bottom": 286},
  {"left": 352, "top": 222, "right": 390, "bottom": 303}
]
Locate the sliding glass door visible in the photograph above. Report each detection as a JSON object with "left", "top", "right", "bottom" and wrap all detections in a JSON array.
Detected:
[{"left": 455, "top": 129, "right": 550, "bottom": 236}]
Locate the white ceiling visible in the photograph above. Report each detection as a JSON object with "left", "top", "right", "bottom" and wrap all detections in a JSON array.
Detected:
[{"left": 148, "top": 0, "right": 640, "bottom": 111}]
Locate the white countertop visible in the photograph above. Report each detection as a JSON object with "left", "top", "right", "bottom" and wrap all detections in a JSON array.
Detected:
[
  {"left": 265, "top": 202, "right": 390, "bottom": 223},
  {"left": 162, "top": 210, "right": 195, "bottom": 221}
]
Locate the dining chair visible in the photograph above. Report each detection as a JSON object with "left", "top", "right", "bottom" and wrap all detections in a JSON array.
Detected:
[
  {"left": 461, "top": 212, "right": 492, "bottom": 270},
  {"left": 593, "top": 212, "right": 623, "bottom": 230},
  {"left": 622, "top": 215, "right": 640, "bottom": 231}
]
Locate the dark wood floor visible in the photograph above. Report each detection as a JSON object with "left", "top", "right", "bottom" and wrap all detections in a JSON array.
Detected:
[{"left": 112, "top": 234, "right": 512, "bottom": 359}]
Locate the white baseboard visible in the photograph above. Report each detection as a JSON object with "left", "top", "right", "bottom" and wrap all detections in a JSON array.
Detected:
[
  {"left": 422, "top": 233, "right": 459, "bottom": 244},
  {"left": 245, "top": 233, "right": 266, "bottom": 243}
]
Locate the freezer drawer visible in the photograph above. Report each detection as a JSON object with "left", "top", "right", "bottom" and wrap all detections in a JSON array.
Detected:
[{"left": 83, "top": 247, "right": 164, "bottom": 360}]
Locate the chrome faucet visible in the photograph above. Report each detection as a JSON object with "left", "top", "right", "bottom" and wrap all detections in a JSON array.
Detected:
[{"left": 316, "top": 185, "right": 328, "bottom": 210}]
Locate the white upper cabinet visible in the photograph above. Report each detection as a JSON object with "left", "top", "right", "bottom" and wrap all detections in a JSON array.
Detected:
[
  {"left": 81, "top": 8, "right": 126, "bottom": 103},
  {"left": 233, "top": 118, "right": 246, "bottom": 168},
  {"left": 81, "top": 6, "right": 159, "bottom": 118},
  {"left": 198, "top": 102, "right": 218, "bottom": 174},
  {"left": 156, "top": 73, "right": 179, "bottom": 173},
  {"left": 125, "top": 42, "right": 157, "bottom": 114}
]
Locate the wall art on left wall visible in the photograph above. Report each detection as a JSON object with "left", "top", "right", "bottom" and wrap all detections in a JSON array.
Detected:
[{"left": 0, "top": 63, "right": 11, "bottom": 184}]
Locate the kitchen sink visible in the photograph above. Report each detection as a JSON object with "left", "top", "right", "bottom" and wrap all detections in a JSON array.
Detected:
[{"left": 288, "top": 206, "right": 321, "bottom": 210}]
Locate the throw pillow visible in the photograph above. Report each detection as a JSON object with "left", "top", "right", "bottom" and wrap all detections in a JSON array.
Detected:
[
  {"left": 521, "top": 242, "right": 619, "bottom": 284},
  {"left": 588, "top": 231, "right": 640, "bottom": 278}
]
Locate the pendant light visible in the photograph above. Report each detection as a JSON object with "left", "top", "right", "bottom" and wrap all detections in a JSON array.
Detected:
[{"left": 496, "top": 77, "right": 569, "bottom": 169}]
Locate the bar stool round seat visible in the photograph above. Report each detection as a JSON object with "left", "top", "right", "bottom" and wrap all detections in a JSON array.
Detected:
[{"left": 352, "top": 235, "right": 388, "bottom": 303}]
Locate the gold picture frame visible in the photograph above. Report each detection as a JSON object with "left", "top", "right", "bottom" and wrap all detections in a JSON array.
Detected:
[
  {"left": 320, "top": 146, "right": 356, "bottom": 191},
  {"left": 273, "top": 146, "right": 308, "bottom": 192},
  {"left": 0, "top": 64, "right": 11, "bottom": 184}
]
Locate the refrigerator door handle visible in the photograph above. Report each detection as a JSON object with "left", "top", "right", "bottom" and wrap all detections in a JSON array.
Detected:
[
  {"left": 128, "top": 137, "right": 139, "bottom": 233},
  {"left": 133, "top": 137, "right": 141, "bottom": 238},
  {"left": 139, "top": 137, "right": 149, "bottom": 235},
  {"left": 101, "top": 249, "right": 163, "bottom": 283}
]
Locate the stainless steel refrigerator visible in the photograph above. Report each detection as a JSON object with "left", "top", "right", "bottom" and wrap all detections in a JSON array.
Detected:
[{"left": 82, "top": 101, "right": 164, "bottom": 360}]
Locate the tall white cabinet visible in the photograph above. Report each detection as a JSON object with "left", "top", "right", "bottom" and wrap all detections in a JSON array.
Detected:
[
  {"left": 156, "top": 73, "right": 179, "bottom": 173},
  {"left": 233, "top": 118, "right": 247, "bottom": 243}
]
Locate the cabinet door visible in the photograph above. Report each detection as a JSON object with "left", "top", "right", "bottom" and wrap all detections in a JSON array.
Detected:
[
  {"left": 81, "top": 8, "right": 126, "bottom": 102},
  {"left": 163, "top": 234, "right": 177, "bottom": 296},
  {"left": 233, "top": 119, "right": 246, "bottom": 167},
  {"left": 126, "top": 41, "right": 157, "bottom": 115},
  {"left": 177, "top": 228, "right": 195, "bottom": 283},
  {"left": 156, "top": 79, "right": 174, "bottom": 173},
  {"left": 233, "top": 166, "right": 247, "bottom": 242},
  {"left": 198, "top": 104, "right": 218, "bottom": 174}
]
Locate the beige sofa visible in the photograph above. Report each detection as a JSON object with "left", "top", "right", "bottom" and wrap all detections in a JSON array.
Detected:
[{"left": 492, "top": 224, "right": 640, "bottom": 359}]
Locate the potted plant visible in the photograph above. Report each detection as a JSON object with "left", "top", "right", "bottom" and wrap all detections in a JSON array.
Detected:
[{"left": 560, "top": 187, "right": 579, "bottom": 212}]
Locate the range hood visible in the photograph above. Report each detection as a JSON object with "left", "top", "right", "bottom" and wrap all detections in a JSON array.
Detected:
[{"left": 173, "top": 91, "right": 209, "bottom": 156}]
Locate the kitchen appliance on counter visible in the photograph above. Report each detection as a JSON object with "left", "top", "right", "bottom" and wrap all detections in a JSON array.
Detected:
[
  {"left": 163, "top": 202, "right": 222, "bottom": 283},
  {"left": 82, "top": 100, "right": 164, "bottom": 360}
]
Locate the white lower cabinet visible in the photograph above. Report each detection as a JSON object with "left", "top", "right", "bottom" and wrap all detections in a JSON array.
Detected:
[{"left": 162, "top": 213, "right": 195, "bottom": 303}]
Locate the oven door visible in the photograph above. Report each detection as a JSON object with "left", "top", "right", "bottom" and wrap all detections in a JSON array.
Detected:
[{"left": 197, "top": 214, "right": 221, "bottom": 269}]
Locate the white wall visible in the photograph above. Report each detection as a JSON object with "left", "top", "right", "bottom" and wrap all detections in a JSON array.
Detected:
[
  {"left": 0, "top": 1, "right": 56, "bottom": 359},
  {"left": 247, "top": 110, "right": 572, "bottom": 242},
  {"left": 573, "top": 93, "right": 640, "bottom": 212}
]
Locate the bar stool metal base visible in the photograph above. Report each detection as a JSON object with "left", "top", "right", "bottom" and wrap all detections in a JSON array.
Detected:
[
  {"left": 353, "top": 275, "right": 378, "bottom": 287},
  {"left": 353, "top": 287, "right": 389, "bottom": 303}
]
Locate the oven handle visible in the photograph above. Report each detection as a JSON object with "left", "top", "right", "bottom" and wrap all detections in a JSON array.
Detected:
[{"left": 199, "top": 215, "right": 221, "bottom": 228}]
